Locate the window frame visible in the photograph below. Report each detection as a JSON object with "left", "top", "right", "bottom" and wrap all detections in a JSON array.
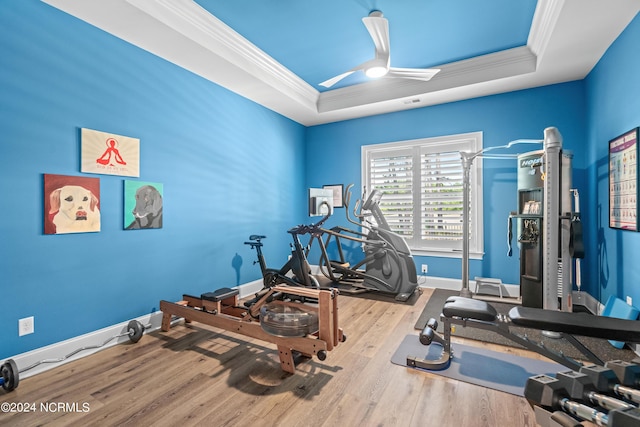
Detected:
[{"left": 361, "top": 131, "right": 484, "bottom": 259}]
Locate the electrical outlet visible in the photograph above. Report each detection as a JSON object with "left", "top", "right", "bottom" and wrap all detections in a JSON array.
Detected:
[
  {"left": 627, "top": 296, "right": 633, "bottom": 306},
  {"left": 19, "top": 316, "right": 34, "bottom": 336},
  {"left": 421, "top": 264, "right": 428, "bottom": 274}
]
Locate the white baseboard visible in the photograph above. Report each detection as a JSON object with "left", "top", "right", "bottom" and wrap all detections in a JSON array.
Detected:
[{"left": 4, "top": 281, "right": 263, "bottom": 380}]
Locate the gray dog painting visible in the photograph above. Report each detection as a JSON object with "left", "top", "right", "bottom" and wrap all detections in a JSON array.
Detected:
[{"left": 125, "top": 183, "right": 163, "bottom": 229}]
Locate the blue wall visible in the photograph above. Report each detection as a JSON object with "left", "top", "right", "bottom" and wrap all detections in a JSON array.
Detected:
[
  {"left": 585, "top": 13, "right": 640, "bottom": 307},
  {"left": 306, "top": 82, "right": 587, "bottom": 287},
  {"left": 0, "top": 1, "right": 306, "bottom": 359}
]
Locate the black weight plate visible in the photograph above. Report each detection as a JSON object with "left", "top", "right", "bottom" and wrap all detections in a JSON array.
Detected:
[
  {"left": 1, "top": 359, "right": 19, "bottom": 392},
  {"left": 128, "top": 320, "right": 144, "bottom": 343}
]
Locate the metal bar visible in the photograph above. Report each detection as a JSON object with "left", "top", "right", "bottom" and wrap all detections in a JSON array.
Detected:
[{"left": 543, "top": 127, "right": 562, "bottom": 310}]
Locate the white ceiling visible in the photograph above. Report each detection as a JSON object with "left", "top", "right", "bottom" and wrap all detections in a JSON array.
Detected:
[{"left": 41, "top": 0, "right": 640, "bottom": 126}]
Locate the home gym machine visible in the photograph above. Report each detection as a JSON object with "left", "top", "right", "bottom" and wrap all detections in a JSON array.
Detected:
[
  {"left": 457, "top": 127, "right": 582, "bottom": 310},
  {"left": 409, "top": 129, "right": 623, "bottom": 369},
  {"left": 160, "top": 208, "right": 345, "bottom": 374},
  {"left": 510, "top": 127, "right": 583, "bottom": 310},
  {"left": 314, "top": 184, "right": 419, "bottom": 302}
]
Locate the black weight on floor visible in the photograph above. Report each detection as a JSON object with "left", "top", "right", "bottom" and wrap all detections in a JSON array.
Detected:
[
  {"left": 1, "top": 359, "right": 19, "bottom": 392},
  {"left": 128, "top": 320, "right": 144, "bottom": 343}
]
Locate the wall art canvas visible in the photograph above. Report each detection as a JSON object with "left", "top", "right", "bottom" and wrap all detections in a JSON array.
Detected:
[
  {"left": 44, "top": 174, "right": 100, "bottom": 234},
  {"left": 81, "top": 128, "right": 140, "bottom": 177},
  {"left": 124, "top": 181, "right": 163, "bottom": 230}
]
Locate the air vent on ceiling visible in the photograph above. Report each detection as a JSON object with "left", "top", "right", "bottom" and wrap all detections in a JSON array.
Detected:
[{"left": 403, "top": 98, "right": 421, "bottom": 105}]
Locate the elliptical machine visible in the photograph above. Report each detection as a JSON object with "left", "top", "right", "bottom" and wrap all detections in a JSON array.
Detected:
[{"left": 316, "top": 184, "right": 419, "bottom": 302}]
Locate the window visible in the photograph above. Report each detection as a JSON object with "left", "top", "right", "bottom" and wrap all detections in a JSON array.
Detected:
[{"left": 362, "top": 132, "right": 483, "bottom": 258}]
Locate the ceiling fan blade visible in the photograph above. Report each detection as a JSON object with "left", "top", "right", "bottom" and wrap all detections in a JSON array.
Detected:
[
  {"left": 319, "top": 70, "right": 358, "bottom": 88},
  {"left": 319, "top": 59, "right": 380, "bottom": 88},
  {"left": 362, "top": 12, "right": 390, "bottom": 59},
  {"left": 386, "top": 67, "right": 441, "bottom": 82}
]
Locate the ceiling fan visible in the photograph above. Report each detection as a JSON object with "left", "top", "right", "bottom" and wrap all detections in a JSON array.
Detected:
[{"left": 319, "top": 10, "right": 441, "bottom": 88}]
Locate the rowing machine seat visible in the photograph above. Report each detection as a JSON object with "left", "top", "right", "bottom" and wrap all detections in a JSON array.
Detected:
[
  {"left": 201, "top": 287, "right": 239, "bottom": 302},
  {"left": 442, "top": 297, "right": 497, "bottom": 322}
]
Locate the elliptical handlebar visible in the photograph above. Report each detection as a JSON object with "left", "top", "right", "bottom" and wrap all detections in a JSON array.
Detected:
[
  {"left": 362, "top": 189, "right": 382, "bottom": 211},
  {"left": 344, "top": 184, "right": 375, "bottom": 231}
]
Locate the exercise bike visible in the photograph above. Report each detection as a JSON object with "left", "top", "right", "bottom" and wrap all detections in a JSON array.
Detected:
[
  {"left": 315, "top": 184, "right": 419, "bottom": 302},
  {"left": 244, "top": 233, "right": 320, "bottom": 290},
  {"left": 245, "top": 202, "right": 336, "bottom": 292}
]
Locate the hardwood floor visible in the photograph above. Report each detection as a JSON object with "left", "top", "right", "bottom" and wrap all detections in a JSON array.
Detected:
[{"left": 0, "top": 288, "right": 575, "bottom": 426}]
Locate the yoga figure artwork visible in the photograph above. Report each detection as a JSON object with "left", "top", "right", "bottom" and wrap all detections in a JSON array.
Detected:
[
  {"left": 96, "top": 138, "right": 127, "bottom": 166},
  {"left": 81, "top": 128, "right": 140, "bottom": 177}
]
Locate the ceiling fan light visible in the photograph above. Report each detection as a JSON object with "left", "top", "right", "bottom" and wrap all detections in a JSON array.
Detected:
[{"left": 365, "top": 66, "right": 388, "bottom": 78}]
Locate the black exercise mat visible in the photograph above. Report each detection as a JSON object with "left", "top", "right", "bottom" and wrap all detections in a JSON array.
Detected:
[
  {"left": 415, "top": 288, "right": 638, "bottom": 363},
  {"left": 391, "top": 335, "right": 564, "bottom": 396}
]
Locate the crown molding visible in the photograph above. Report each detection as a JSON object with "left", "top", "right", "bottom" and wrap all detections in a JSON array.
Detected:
[
  {"left": 527, "top": 0, "right": 565, "bottom": 59},
  {"left": 127, "top": 0, "right": 319, "bottom": 111}
]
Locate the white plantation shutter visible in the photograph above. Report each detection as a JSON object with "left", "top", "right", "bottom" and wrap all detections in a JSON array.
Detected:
[
  {"left": 421, "top": 149, "right": 464, "bottom": 248},
  {"left": 362, "top": 132, "right": 483, "bottom": 257},
  {"left": 369, "top": 151, "right": 414, "bottom": 237}
]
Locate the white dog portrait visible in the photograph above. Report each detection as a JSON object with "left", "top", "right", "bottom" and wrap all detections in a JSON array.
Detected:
[{"left": 48, "top": 184, "right": 101, "bottom": 234}]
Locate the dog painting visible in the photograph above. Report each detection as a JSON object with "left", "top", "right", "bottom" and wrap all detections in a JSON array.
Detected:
[
  {"left": 124, "top": 181, "right": 163, "bottom": 230},
  {"left": 44, "top": 174, "right": 101, "bottom": 234}
]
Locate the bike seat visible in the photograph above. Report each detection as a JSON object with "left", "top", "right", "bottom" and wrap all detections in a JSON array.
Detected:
[{"left": 249, "top": 235, "right": 266, "bottom": 241}]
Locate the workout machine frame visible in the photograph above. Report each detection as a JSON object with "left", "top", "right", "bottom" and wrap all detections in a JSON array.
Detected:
[{"left": 159, "top": 285, "right": 344, "bottom": 374}]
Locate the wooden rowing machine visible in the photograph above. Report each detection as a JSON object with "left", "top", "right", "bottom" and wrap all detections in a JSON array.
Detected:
[{"left": 159, "top": 285, "right": 345, "bottom": 374}]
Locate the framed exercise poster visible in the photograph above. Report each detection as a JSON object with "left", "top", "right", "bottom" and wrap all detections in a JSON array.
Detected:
[{"left": 609, "top": 127, "right": 639, "bottom": 231}]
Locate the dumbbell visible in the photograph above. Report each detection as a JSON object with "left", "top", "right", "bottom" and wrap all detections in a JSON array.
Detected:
[
  {"left": 525, "top": 374, "right": 640, "bottom": 426},
  {"left": 580, "top": 364, "right": 640, "bottom": 405},
  {"left": 606, "top": 360, "right": 640, "bottom": 388},
  {"left": 555, "top": 370, "right": 636, "bottom": 412}
]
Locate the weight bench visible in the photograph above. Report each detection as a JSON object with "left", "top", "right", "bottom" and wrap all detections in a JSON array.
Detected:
[
  {"left": 408, "top": 296, "right": 640, "bottom": 372},
  {"left": 160, "top": 285, "right": 345, "bottom": 374}
]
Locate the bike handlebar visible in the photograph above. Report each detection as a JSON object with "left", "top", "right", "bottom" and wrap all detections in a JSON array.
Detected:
[{"left": 288, "top": 201, "right": 332, "bottom": 235}]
